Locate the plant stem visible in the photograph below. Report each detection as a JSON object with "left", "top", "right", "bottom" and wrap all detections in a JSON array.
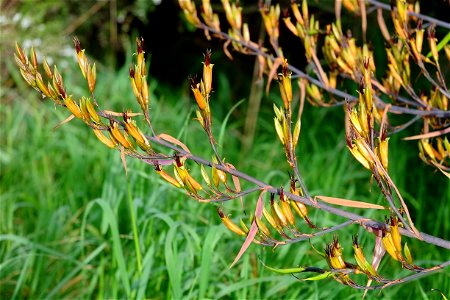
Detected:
[
  {"left": 127, "top": 179, "right": 142, "bottom": 274},
  {"left": 148, "top": 134, "right": 450, "bottom": 250},
  {"left": 367, "top": 0, "right": 450, "bottom": 29}
]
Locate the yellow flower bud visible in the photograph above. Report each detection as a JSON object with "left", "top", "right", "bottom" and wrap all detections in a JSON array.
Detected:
[
  {"left": 63, "top": 96, "right": 83, "bottom": 119},
  {"left": 202, "top": 50, "right": 214, "bottom": 95},
  {"left": 93, "top": 129, "right": 117, "bottom": 148}
]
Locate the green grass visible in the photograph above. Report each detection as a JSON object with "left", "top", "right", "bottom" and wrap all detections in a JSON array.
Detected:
[{"left": 1, "top": 51, "right": 449, "bottom": 299}]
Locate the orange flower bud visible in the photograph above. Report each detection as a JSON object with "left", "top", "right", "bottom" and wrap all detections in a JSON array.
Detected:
[
  {"left": 190, "top": 76, "right": 207, "bottom": 110},
  {"left": 155, "top": 164, "right": 181, "bottom": 188},
  {"left": 109, "top": 121, "right": 133, "bottom": 149},
  {"left": 217, "top": 207, "right": 246, "bottom": 236}
]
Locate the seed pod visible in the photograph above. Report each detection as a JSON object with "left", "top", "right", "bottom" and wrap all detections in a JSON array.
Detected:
[
  {"left": 382, "top": 232, "right": 401, "bottom": 261},
  {"left": 306, "top": 82, "right": 322, "bottom": 103},
  {"left": 52, "top": 66, "right": 66, "bottom": 98},
  {"left": 19, "top": 69, "right": 35, "bottom": 89},
  {"left": 182, "top": 173, "right": 202, "bottom": 194},
  {"left": 84, "top": 98, "right": 101, "bottom": 124},
  {"left": 211, "top": 163, "right": 220, "bottom": 187},
  {"left": 420, "top": 139, "right": 436, "bottom": 161},
  {"left": 136, "top": 37, "right": 145, "bottom": 69},
  {"left": 331, "top": 22, "right": 341, "bottom": 42},
  {"left": 274, "top": 117, "right": 285, "bottom": 145},
  {"left": 325, "top": 237, "right": 346, "bottom": 269},
  {"left": 273, "top": 104, "right": 283, "bottom": 119},
  {"left": 263, "top": 206, "right": 280, "bottom": 230},
  {"left": 14, "top": 53, "right": 28, "bottom": 73},
  {"left": 200, "top": 164, "right": 211, "bottom": 186},
  {"left": 202, "top": 50, "right": 214, "bottom": 95},
  {"left": 397, "top": 0, "right": 408, "bottom": 23},
  {"left": 282, "top": 115, "right": 290, "bottom": 145},
  {"left": 174, "top": 164, "right": 202, "bottom": 193},
  {"left": 141, "top": 77, "right": 149, "bottom": 109},
  {"left": 124, "top": 119, "right": 151, "bottom": 151},
  {"left": 35, "top": 72, "right": 51, "bottom": 98},
  {"left": 87, "top": 63, "right": 96, "bottom": 93},
  {"left": 416, "top": 28, "right": 425, "bottom": 53},
  {"left": 255, "top": 217, "right": 272, "bottom": 238},
  {"left": 336, "top": 57, "right": 353, "bottom": 75},
  {"left": 436, "top": 138, "right": 446, "bottom": 159},
  {"left": 283, "top": 17, "right": 298, "bottom": 36},
  {"left": 392, "top": 15, "right": 406, "bottom": 40},
  {"left": 444, "top": 137, "right": 450, "bottom": 154},
  {"left": 428, "top": 29, "right": 439, "bottom": 63},
  {"left": 403, "top": 243, "right": 413, "bottom": 265},
  {"left": 290, "top": 200, "right": 307, "bottom": 219},
  {"left": 278, "top": 60, "right": 292, "bottom": 108},
  {"left": 42, "top": 56, "right": 53, "bottom": 78},
  {"left": 110, "top": 122, "right": 133, "bottom": 149},
  {"left": 79, "top": 97, "right": 91, "bottom": 121},
  {"left": 348, "top": 144, "right": 371, "bottom": 170},
  {"left": 155, "top": 166, "right": 182, "bottom": 188},
  {"left": 281, "top": 195, "right": 295, "bottom": 226},
  {"left": 134, "top": 65, "right": 143, "bottom": 94},
  {"left": 63, "top": 96, "right": 83, "bottom": 119},
  {"left": 15, "top": 42, "right": 27, "bottom": 65},
  {"left": 354, "top": 138, "right": 374, "bottom": 166},
  {"left": 342, "top": 46, "right": 356, "bottom": 70},
  {"left": 217, "top": 167, "right": 227, "bottom": 185},
  {"left": 47, "top": 83, "right": 59, "bottom": 100},
  {"left": 389, "top": 216, "right": 402, "bottom": 252},
  {"left": 358, "top": 94, "right": 369, "bottom": 136},
  {"left": 444, "top": 45, "right": 450, "bottom": 61},
  {"left": 93, "top": 129, "right": 117, "bottom": 148},
  {"left": 349, "top": 107, "right": 363, "bottom": 135},
  {"left": 378, "top": 137, "right": 389, "bottom": 170},
  {"left": 328, "top": 69, "right": 338, "bottom": 89},
  {"left": 292, "top": 118, "right": 301, "bottom": 147},
  {"left": 363, "top": 72, "right": 373, "bottom": 110},
  {"left": 173, "top": 166, "right": 185, "bottom": 187},
  {"left": 191, "top": 84, "right": 207, "bottom": 110},
  {"left": 239, "top": 219, "right": 249, "bottom": 234},
  {"left": 290, "top": 1, "right": 304, "bottom": 25},
  {"left": 271, "top": 198, "right": 288, "bottom": 228},
  {"left": 388, "top": 63, "right": 404, "bottom": 86},
  {"left": 217, "top": 207, "right": 246, "bottom": 236},
  {"left": 30, "top": 47, "right": 38, "bottom": 71},
  {"left": 352, "top": 236, "right": 379, "bottom": 277},
  {"left": 301, "top": 0, "right": 308, "bottom": 23}
]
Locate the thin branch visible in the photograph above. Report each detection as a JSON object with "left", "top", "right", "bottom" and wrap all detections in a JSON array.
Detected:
[
  {"left": 376, "top": 260, "right": 450, "bottom": 289},
  {"left": 367, "top": 0, "right": 450, "bottom": 29},
  {"left": 147, "top": 133, "right": 450, "bottom": 250},
  {"left": 195, "top": 22, "right": 450, "bottom": 118}
]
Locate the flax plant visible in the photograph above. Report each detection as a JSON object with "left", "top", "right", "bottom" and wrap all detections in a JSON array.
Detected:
[{"left": 14, "top": 0, "right": 450, "bottom": 293}]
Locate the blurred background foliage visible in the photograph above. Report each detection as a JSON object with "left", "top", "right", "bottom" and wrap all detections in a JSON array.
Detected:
[{"left": 1, "top": 0, "right": 449, "bottom": 299}]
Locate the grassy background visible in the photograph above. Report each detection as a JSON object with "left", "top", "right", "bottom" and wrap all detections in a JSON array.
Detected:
[{"left": 1, "top": 1, "right": 450, "bottom": 299}]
